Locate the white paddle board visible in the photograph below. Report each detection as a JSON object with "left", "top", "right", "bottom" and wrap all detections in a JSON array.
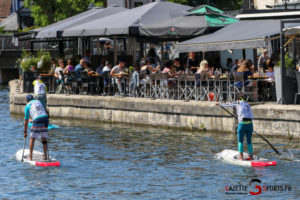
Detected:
[
  {"left": 218, "top": 149, "right": 277, "bottom": 167},
  {"left": 16, "top": 149, "right": 60, "bottom": 167}
]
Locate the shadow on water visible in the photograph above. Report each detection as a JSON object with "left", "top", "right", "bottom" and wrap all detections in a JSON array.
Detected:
[{"left": 2, "top": 86, "right": 300, "bottom": 199}]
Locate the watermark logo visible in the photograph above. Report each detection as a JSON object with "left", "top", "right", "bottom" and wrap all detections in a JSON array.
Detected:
[
  {"left": 225, "top": 179, "right": 292, "bottom": 196},
  {"left": 249, "top": 179, "right": 262, "bottom": 195}
]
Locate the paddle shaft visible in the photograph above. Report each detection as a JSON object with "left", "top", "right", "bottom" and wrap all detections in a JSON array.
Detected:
[
  {"left": 21, "top": 138, "right": 26, "bottom": 162},
  {"left": 218, "top": 104, "right": 281, "bottom": 155}
]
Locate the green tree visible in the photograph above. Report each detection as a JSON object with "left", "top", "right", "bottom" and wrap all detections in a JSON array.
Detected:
[
  {"left": 24, "top": 0, "right": 104, "bottom": 27},
  {"left": 168, "top": 0, "right": 244, "bottom": 11}
]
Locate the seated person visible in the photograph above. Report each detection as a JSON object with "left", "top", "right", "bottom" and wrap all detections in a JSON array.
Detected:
[
  {"left": 173, "top": 58, "right": 184, "bottom": 74},
  {"left": 103, "top": 63, "right": 113, "bottom": 73},
  {"left": 84, "top": 65, "right": 94, "bottom": 75},
  {"left": 74, "top": 59, "right": 86, "bottom": 80},
  {"left": 266, "top": 66, "right": 275, "bottom": 82},
  {"left": 141, "top": 60, "right": 160, "bottom": 75},
  {"left": 162, "top": 60, "right": 176, "bottom": 85},
  {"left": 96, "top": 59, "right": 107, "bottom": 75},
  {"left": 54, "top": 59, "right": 65, "bottom": 92},
  {"left": 196, "top": 60, "right": 209, "bottom": 74},
  {"left": 63, "top": 58, "right": 74, "bottom": 74},
  {"left": 110, "top": 60, "right": 126, "bottom": 95}
]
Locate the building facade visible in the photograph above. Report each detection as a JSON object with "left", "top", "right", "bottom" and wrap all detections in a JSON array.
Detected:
[{"left": 244, "top": 0, "right": 300, "bottom": 10}]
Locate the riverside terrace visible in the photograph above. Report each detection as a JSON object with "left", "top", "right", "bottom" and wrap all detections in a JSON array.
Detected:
[{"left": 22, "top": 64, "right": 276, "bottom": 103}]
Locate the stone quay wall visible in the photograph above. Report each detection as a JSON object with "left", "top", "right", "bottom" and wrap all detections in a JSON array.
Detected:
[{"left": 9, "top": 80, "right": 300, "bottom": 137}]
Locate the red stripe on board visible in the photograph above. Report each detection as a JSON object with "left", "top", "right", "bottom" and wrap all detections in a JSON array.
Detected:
[
  {"left": 251, "top": 161, "right": 277, "bottom": 167},
  {"left": 35, "top": 161, "right": 60, "bottom": 167}
]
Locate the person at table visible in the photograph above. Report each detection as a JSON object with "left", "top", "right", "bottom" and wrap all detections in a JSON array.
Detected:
[
  {"left": 258, "top": 48, "right": 269, "bottom": 71},
  {"left": 96, "top": 59, "right": 107, "bottom": 75},
  {"left": 63, "top": 58, "right": 74, "bottom": 74},
  {"left": 141, "top": 60, "right": 160, "bottom": 75},
  {"left": 33, "top": 75, "right": 47, "bottom": 111},
  {"left": 173, "top": 58, "right": 184, "bottom": 74},
  {"left": 49, "top": 57, "right": 57, "bottom": 75},
  {"left": 74, "top": 59, "right": 87, "bottom": 80},
  {"left": 110, "top": 60, "right": 126, "bottom": 96},
  {"left": 83, "top": 63, "right": 94, "bottom": 75},
  {"left": 230, "top": 58, "right": 243, "bottom": 75},
  {"left": 54, "top": 59, "right": 65, "bottom": 93},
  {"left": 196, "top": 60, "right": 209, "bottom": 75},
  {"left": 187, "top": 52, "right": 199, "bottom": 74},
  {"left": 266, "top": 65, "right": 275, "bottom": 82},
  {"left": 235, "top": 60, "right": 253, "bottom": 87},
  {"left": 103, "top": 62, "right": 113, "bottom": 73},
  {"left": 162, "top": 60, "right": 176, "bottom": 85},
  {"left": 147, "top": 48, "right": 161, "bottom": 66}
]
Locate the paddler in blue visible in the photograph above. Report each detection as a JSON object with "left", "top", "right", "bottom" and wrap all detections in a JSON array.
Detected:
[
  {"left": 24, "top": 95, "right": 49, "bottom": 161},
  {"left": 217, "top": 94, "right": 254, "bottom": 160}
]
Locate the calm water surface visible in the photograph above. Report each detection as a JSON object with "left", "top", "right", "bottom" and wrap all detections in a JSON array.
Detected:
[{"left": 1, "top": 85, "right": 300, "bottom": 199}]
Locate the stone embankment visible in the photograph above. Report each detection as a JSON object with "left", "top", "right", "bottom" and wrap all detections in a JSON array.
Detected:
[{"left": 9, "top": 80, "right": 300, "bottom": 137}]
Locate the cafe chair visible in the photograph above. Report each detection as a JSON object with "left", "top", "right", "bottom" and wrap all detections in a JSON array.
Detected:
[
  {"left": 70, "top": 71, "right": 80, "bottom": 94},
  {"left": 79, "top": 71, "right": 89, "bottom": 94}
]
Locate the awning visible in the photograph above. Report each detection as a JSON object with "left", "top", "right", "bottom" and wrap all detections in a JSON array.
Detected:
[
  {"left": 62, "top": 1, "right": 191, "bottom": 37},
  {"left": 35, "top": 6, "right": 127, "bottom": 39},
  {"left": 139, "top": 5, "right": 237, "bottom": 38},
  {"left": 175, "top": 19, "right": 283, "bottom": 53}
]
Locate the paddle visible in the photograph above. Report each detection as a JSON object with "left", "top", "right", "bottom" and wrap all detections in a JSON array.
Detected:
[
  {"left": 21, "top": 138, "right": 26, "bottom": 162},
  {"left": 217, "top": 104, "right": 281, "bottom": 155}
]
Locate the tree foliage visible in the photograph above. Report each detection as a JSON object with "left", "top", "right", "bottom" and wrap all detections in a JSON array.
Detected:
[
  {"left": 167, "top": 0, "right": 244, "bottom": 11},
  {"left": 24, "top": 0, "right": 104, "bottom": 27}
]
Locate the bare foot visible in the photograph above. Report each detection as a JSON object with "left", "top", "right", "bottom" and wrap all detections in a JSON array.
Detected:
[{"left": 28, "top": 157, "right": 32, "bottom": 161}]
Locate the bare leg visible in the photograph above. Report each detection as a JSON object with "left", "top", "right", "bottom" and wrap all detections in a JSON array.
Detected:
[
  {"left": 239, "top": 152, "right": 243, "bottom": 160},
  {"left": 42, "top": 137, "right": 48, "bottom": 160},
  {"left": 29, "top": 138, "right": 35, "bottom": 161}
]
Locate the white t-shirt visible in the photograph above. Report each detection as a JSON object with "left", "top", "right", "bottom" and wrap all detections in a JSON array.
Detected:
[
  {"left": 102, "top": 66, "right": 111, "bottom": 72},
  {"left": 220, "top": 100, "right": 253, "bottom": 123},
  {"left": 34, "top": 81, "right": 46, "bottom": 95},
  {"left": 55, "top": 67, "right": 64, "bottom": 80}
]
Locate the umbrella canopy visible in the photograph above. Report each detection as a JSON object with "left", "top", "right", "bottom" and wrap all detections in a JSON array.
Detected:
[
  {"left": 175, "top": 19, "right": 284, "bottom": 53},
  {"left": 62, "top": 1, "right": 191, "bottom": 37},
  {"left": 188, "top": 5, "right": 224, "bottom": 15},
  {"left": 35, "top": 6, "right": 127, "bottom": 39},
  {"left": 139, "top": 5, "right": 237, "bottom": 37}
]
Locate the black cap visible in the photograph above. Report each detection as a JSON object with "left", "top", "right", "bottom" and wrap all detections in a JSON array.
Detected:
[{"left": 26, "top": 94, "right": 34, "bottom": 102}]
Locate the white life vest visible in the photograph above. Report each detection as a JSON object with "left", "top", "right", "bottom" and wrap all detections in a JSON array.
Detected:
[
  {"left": 29, "top": 100, "right": 47, "bottom": 120},
  {"left": 34, "top": 81, "right": 46, "bottom": 95}
]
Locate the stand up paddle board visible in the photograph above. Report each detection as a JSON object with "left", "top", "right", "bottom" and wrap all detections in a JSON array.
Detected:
[
  {"left": 28, "top": 123, "right": 60, "bottom": 130},
  {"left": 218, "top": 149, "right": 277, "bottom": 167},
  {"left": 16, "top": 149, "right": 60, "bottom": 167}
]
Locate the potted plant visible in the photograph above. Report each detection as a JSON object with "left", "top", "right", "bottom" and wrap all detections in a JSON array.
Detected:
[{"left": 36, "top": 49, "right": 51, "bottom": 73}]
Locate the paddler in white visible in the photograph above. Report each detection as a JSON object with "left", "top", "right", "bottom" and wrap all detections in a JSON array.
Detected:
[
  {"left": 33, "top": 75, "right": 47, "bottom": 111},
  {"left": 216, "top": 94, "right": 254, "bottom": 160},
  {"left": 24, "top": 94, "right": 49, "bottom": 160}
]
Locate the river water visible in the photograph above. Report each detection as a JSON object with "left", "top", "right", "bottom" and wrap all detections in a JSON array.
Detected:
[{"left": 1, "top": 85, "right": 300, "bottom": 199}]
